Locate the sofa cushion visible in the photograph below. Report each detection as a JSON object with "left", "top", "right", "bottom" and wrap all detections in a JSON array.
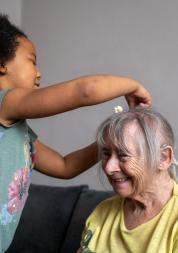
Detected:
[
  {"left": 61, "top": 187, "right": 115, "bottom": 253},
  {"left": 6, "top": 184, "right": 87, "bottom": 253}
]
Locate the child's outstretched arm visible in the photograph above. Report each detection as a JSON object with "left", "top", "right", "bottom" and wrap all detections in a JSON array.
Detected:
[
  {"left": 32, "top": 76, "right": 150, "bottom": 179},
  {"left": 34, "top": 140, "right": 98, "bottom": 179},
  {"left": 0, "top": 75, "right": 151, "bottom": 123},
  {"left": 0, "top": 75, "right": 151, "bottom": 178}
]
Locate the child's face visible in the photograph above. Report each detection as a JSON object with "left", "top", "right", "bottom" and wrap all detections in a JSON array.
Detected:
[{"left": 1, "top": 36, "right": 41, "bottom": 89}]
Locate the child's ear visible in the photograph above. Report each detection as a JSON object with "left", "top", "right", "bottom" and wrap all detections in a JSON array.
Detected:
[
  {"left": 159, "top": 146, "right": 173, "bottom": 171},
  {"left": 0, "top": 64, "right": 7, "bottom": 75}
]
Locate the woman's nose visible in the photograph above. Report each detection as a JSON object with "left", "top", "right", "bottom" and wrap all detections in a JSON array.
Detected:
[{"left": 104, "top": 156, "right": 120, "bottom": 175}]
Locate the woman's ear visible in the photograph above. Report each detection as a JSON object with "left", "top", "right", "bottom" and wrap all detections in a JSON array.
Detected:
[
  {"left": 159, "top": 146, "right": 173, "bottom": 171},
  {"left": 0, "top": 64, "right": 7, "bottom": 75}
]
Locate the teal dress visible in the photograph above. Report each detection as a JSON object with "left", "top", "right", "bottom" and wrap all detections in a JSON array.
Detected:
[{"left": 0, "top": 91, "right": 37, "bottom": 252}]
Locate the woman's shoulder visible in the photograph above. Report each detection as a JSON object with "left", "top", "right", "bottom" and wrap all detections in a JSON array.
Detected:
[
  {"left": 87, "top": 195, "right": 122, "bottom": 224},
  {"left": 97, "top": 195, "right": 122, "bottom": 209},
  {"left": 173, "top": 180, "right": 178, "bottom": 197}
]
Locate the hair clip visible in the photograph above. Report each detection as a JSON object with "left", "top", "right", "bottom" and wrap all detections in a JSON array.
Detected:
[{"left": 114, "top": 105, "right": 123, "bottom": 113}]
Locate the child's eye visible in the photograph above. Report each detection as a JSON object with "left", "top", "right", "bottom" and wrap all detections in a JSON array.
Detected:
[
  {"left": 32, "top": 60, "right": 37, "bottom": 66},
  {"left": 29, "top": 58, "right": 36, "bottom": 66}
]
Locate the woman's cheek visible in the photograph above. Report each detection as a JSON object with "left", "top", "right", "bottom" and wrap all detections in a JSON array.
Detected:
[{"left": 124, "top": 159, "right": 146, "bottom": 196}]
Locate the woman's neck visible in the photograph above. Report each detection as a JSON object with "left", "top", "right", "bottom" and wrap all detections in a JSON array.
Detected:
[
  {"left": 124, "top": 174, "right": 174, "bottom": 229},
  {"left": 132, "top": 179, "right": 172, "bottom": 210}
]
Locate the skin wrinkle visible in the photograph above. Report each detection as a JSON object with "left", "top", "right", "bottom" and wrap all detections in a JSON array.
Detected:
[
  {"left": 96, "top": 109, "right": 176, "bottom": 231},
  {"left": 100, "top": 120, "right": 163, "bottom": 205},
  {"left": 101, "top": 142, "right": 146, "bottom": 197},
  {"left": 101, "top": 135, "right": 169, "bottom": 212},
  {"left": 117, "top": 124, "right": 148, "bottom": 197},
  {"left": 121, "top": 122, "right": 157, "bottom": 198},
  {"left": 124, "top": 158, "right": 145, "bottom": 197},
  {"left": 100, "top": 138, "right": 145, "bottom": 197}
]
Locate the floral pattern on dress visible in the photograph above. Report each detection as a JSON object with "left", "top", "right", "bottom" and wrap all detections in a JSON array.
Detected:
[
  {"left": 0, "top": 166, "right": 30, "bottom": 225},
  {"left": 7, "top": 167, "right": 30, "bottom": 215},
  {"left": 81, "top": 229, "right": 95, "bottom": 253},
  {"left": 0, "top": 136, "right": 35, "bottom": 226}
]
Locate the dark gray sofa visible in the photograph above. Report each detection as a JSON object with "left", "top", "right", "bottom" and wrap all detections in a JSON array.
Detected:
[{"left": 6, "top": 184, "right": 114, "bottom": 253}]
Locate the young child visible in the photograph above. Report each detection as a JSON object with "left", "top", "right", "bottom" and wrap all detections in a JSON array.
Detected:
[{"left": 0, "top": 14, "right": 151, "bottom": 252}]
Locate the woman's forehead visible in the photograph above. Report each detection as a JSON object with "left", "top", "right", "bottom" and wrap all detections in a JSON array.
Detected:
[
  {"left": 102, "top": 123, "right": 140, "bottom": 151},
  {"left": 124, "top": 123, "right": 139, "bottom": 142}
]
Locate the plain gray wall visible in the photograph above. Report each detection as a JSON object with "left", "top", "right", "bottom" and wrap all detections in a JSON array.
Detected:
[
  {"left": 1, "top": 0, "right": 178, "bottom": 190},
  {"left": 0, "top": 0, "right": 22, "bottom": 26}
]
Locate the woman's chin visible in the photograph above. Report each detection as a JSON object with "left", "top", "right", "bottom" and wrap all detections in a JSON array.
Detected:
[{"left": 111, "top": 177, "right": 133, "bottom": 197}]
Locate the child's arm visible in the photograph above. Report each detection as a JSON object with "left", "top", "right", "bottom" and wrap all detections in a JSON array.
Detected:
[
  {"left": 34, "top": 140, "right": 98, "bottom": 179},
  {"left": 0, "top": 75, "right": 151, "bottom": 123},
  {"left": 32, "top": 75, "right": 151, "bottom": 179}
]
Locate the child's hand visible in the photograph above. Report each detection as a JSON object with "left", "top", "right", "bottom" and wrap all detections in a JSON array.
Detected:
[{"left": 125, "top": 84, "right": 151, "bottom": 108}]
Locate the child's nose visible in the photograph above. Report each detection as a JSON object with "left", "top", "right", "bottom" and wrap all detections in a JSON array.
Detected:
[
  {"left": 37, "top": 70, "right": 41, "bottom": 80},
  {"left": 104, "top": 156, "right": 120, "bottom": 175}
]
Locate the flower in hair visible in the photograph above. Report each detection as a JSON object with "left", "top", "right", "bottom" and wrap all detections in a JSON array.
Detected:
[{"left": 114, "top": 105, "right": 123, "bottom": 113}]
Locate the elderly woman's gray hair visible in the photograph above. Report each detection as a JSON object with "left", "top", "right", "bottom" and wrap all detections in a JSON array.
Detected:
[{"left": 96, "top": 108, "right": 178, "bottom": 181}]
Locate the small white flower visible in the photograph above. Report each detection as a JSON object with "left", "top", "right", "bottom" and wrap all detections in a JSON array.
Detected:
[{"left": 114, "top": 105, "right": 123, "bottom": 113}]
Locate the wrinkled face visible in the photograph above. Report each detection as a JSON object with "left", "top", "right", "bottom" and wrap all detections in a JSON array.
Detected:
[
  {"left": 2, "top": 36, "right": 41, "bottom": 89},
  {"left": 101, "top": 124, "right": 152, "bottom": 198}
]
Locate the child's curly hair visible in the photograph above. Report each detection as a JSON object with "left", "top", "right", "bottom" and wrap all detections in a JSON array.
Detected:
[{"left": 0, "top": 13, "right": 27, "bottom": 68}]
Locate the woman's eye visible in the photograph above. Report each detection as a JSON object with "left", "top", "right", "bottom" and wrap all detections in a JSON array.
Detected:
[
  {"left": 102, "top": 152, "right": 111, "bottom": 159},
  {"left": 117, "top": 153, "right": 128, "bottom": 161}
]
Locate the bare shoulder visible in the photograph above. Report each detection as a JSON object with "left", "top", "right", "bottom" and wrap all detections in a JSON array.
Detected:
[{"left": 0, "top": 88, "right": 33, "bottom": 124}]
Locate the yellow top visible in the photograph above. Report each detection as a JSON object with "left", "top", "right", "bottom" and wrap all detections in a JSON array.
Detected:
[{"left": 80, "top": 181, "right": 178, "bottom": 253}]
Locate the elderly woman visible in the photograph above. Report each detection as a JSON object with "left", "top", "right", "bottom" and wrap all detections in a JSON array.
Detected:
[{"left": 78, "top": 108, "right": 178, "bottom": 253}]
